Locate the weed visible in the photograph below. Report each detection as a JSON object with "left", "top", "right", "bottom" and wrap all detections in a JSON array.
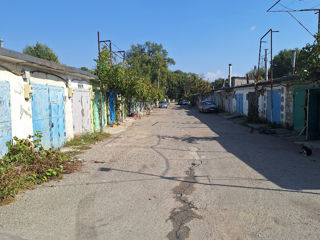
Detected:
[
  {"left": 65, "top": 132, "right": 110, "bottom": 147},
  {"left": 0, "top": 131, "right": 81, "bottom": 204},
  {"left": 76, "top": 145, "right": 91, "bottom": 151}
]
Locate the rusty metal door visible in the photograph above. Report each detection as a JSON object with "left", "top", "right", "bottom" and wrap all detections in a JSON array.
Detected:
[
  {"left": 248, "top": 92, "right": 259, "bottom": 121},
  {"left": 72, "top": 89, "right": 92, "bottom": 135}
]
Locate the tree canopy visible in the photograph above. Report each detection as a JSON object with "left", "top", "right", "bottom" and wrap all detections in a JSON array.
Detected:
[
  {"left": 296, "top": 35, "right": 320, "bottom": 81},
  {"left": 126, "top": 41, "right": 175, "bottom": 87},
  {"left": 211, "top": 78, "right": 225, "bottom": 90},
  {"left": 246, "top": 35, "right": 320, "bottom": 82},
  {"left": 273, "top": 49, "right": 300, "bottom": 78},
  {"left": 126, "top": 41, "right": 210, "bottom": 100},
  {"left": 23, "top": 42, "right": 59, "bottom": 63}
]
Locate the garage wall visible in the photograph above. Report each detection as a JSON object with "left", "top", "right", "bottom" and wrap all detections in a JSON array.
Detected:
[
  {"left": 0, "top": 61, "right": 94, "bottom": 153},
  {"left": 0, "top": 64, "right": 33, "bottom": 140}
]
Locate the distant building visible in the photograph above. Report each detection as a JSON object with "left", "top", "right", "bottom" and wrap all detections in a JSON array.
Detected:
[{"left": 230, "top": 76, "right": 255, "bottom": 87}]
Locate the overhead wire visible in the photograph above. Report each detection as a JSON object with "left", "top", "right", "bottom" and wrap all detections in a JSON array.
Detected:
[{"left": 286, "top": 11, "right": 315, "bottom": 37}]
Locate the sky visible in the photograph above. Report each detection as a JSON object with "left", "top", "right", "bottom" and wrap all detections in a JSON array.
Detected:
[{"left": 0, "top": 0, "right": 319, "bottom": 81}]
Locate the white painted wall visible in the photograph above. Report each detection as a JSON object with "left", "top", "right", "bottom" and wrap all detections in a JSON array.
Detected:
[
  {"left": 0, "top": 65, "right": 33, "bottom": 140},
  {"left": 0, "top": 61, "right": 93, "bottom": 143}
]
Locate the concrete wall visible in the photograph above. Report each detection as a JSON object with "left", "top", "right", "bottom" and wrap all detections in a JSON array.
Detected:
[{"left": 259, "top": 85, "right": 286, "bottom": 125}]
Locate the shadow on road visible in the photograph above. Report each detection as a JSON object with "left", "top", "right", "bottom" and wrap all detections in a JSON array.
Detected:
[{"left": 180, "top": 105, "right": 320, "bottom": 191}]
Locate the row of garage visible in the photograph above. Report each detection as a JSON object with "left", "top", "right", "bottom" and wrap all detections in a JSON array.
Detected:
[
  {"left": 211, "top": 76, "right": 320, "bottom": 140},
  {"left": 0, "top": 48, "right": 117, "bottom": 157}
]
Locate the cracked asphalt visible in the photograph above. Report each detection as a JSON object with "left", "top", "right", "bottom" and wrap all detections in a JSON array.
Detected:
[{"left": 1, "top": 105, "right": 320, "bottom": 240}]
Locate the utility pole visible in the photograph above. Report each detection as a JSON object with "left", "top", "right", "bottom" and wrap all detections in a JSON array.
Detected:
[
  {"left": 264, "top": 49, "right": 268, "bottom": 81},
  {"left": 270, "top": 30, "right": 279, "bottom": 123},
  {"left": 292, "top": 50, "right": 296, "bottom": 75},
  {"left": 97, "top": 35, "right": 114, "bottom": 129},
  {"left": 257, "top": 36, "right": 267, "bottom": 82},
  {"left": 318, "top": 10, "right": 320, "bottom": 35},
  {"left": 157, "top": 67, "right": 160, "bottom": 89},
  {"left": 109, "top": 40, "right": 112, "bottom": 64},
  {"left": 97, "top": 31, "right": 103, "bottom": 132},
  {"left": 228, "top": 64, "right": 232, "bottom": 87},
  {"left": 257, "top": 29, "right": 279, "bottom": 123},
  {"left": 270, "top": 31, "right": 274, "bottom": 123}
]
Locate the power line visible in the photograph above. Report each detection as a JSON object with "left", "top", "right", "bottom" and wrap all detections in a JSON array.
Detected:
[
  {"left": 267, "top": 0, "right": 320, "bottom": 37},
  {"left": 286, "top": 11, "right": 315, "bottom": 37}
]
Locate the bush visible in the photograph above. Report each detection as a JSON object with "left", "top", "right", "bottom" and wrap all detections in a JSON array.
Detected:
[{"left": 0, "top": 131, "right": 79, "bottom": 204}]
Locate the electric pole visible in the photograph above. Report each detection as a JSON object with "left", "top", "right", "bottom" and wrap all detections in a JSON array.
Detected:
[
  {"left": 97, "top": 31, "right": 103, "bottom": 132},
  {"left": 157, "top": 67, "right": 160, "bottom": 89},
  {"left": 257, "top": 29, "right": 279, "bottom": 123},
  {"left": 265, "top": 49, "right": 268, "bottom": 81},
  {"left": 318, "top": 10, "right": 320, "bottom": 35}
]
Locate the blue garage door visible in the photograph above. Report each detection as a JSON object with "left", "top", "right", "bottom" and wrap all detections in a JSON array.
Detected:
[
  {"left": 235, "top": 94, "right": 243, "bottom": 115},
  {"left": 32, "top": 84, "right": 66, "bottom": 149},
  {"left": 0, "top": 81, "right": 12, "bottom": 157},
  {"left": 109, "top": 90, "right": 115, "bottom": 124},
  {"left": 267, "top": 90, "right": 281, "bottom": 124}
]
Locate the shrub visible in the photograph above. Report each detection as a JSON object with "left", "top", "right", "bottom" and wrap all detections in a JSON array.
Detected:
[{"left": 0, "top": 131, "right": 80, "bottom": 204}]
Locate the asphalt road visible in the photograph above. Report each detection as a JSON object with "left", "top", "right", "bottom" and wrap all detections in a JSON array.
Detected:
[{"left": 1, "top": 105, "right": 320, "bottom": 240}]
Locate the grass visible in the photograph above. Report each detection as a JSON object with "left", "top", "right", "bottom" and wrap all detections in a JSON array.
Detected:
[{"left": 65, "top": 132, "right": 110, "bottom": 148}]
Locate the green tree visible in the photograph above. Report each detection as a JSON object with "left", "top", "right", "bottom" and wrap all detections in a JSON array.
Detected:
[
  {"left": 296, "top": 34, "right": 320, "bottom": 81},
  {"left": 23, "top": 42, "right": 59, "bottom": 63},
  {"left": 126, "top": 41, "right": 175, "bottom": 87},
  {"left": 166, "top": 70, "right": 188, "bottom": 100},
  {"left": 273, "top": 49, "right": 299, "bottom": 78},
  {"left": 80, "top": 67, "right": 95, "bottom": 74},
  {"left": 247, "top": 68, "right": 266, "bottom": 81},
  {"left": 211, "top": 78, "right": 224, "bottom": 89}
]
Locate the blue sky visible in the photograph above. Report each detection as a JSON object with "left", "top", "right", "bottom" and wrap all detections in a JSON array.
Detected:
[{"left": 0, "top": 0, "right": 319, "bottom": 81}]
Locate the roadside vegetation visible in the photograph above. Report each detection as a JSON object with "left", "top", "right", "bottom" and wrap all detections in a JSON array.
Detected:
[
  {"left": 0, "top": 132, "right": 81, "bottom": 205},
  {"left": 64, "top": 132, "right": 110, "bottom": 152}
]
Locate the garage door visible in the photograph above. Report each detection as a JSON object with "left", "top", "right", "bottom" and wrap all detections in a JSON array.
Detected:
[
  {"left": 72, "top": 89, "right": 92, "bottom": 135},
  {"left": 267, "top": 90, "right": 281, "bottom": 124},
  {"left": 0, "top": 81, "right": 12, "bottom": 157},
  {"left": 31, "top": 84, "right": 66, "bottom": 149}
]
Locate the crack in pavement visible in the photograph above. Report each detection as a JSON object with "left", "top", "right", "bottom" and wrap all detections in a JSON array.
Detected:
[{"left": 167, "top": 147, "right": 203, "bottom": 240}]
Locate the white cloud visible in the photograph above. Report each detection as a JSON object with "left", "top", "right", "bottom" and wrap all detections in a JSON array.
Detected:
[
  {"left": 250, "top": 26, "right": 256, "bottom": 31},
  {"left": 205, "top": 69, "right": 222, "bottom": 82}
]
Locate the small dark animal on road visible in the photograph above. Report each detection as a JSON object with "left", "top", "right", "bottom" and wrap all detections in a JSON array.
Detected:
[{"left": 300, "top": 145, "right": 312, "bottom": 156}]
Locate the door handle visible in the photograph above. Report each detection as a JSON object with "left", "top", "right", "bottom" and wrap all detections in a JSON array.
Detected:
[{"left": 51, "top": 122, "right": 54, "bottom": 128}]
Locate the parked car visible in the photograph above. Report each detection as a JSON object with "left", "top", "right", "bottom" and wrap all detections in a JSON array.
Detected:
[
  {"left": 199, "top": 101, "right": 218, "bottom": 113},
  {"left": 182, "top": 99, "right": 190, "bottom": 105},
  {"left": 159, "top": 101, "right": 168, "bottom": 108}
]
